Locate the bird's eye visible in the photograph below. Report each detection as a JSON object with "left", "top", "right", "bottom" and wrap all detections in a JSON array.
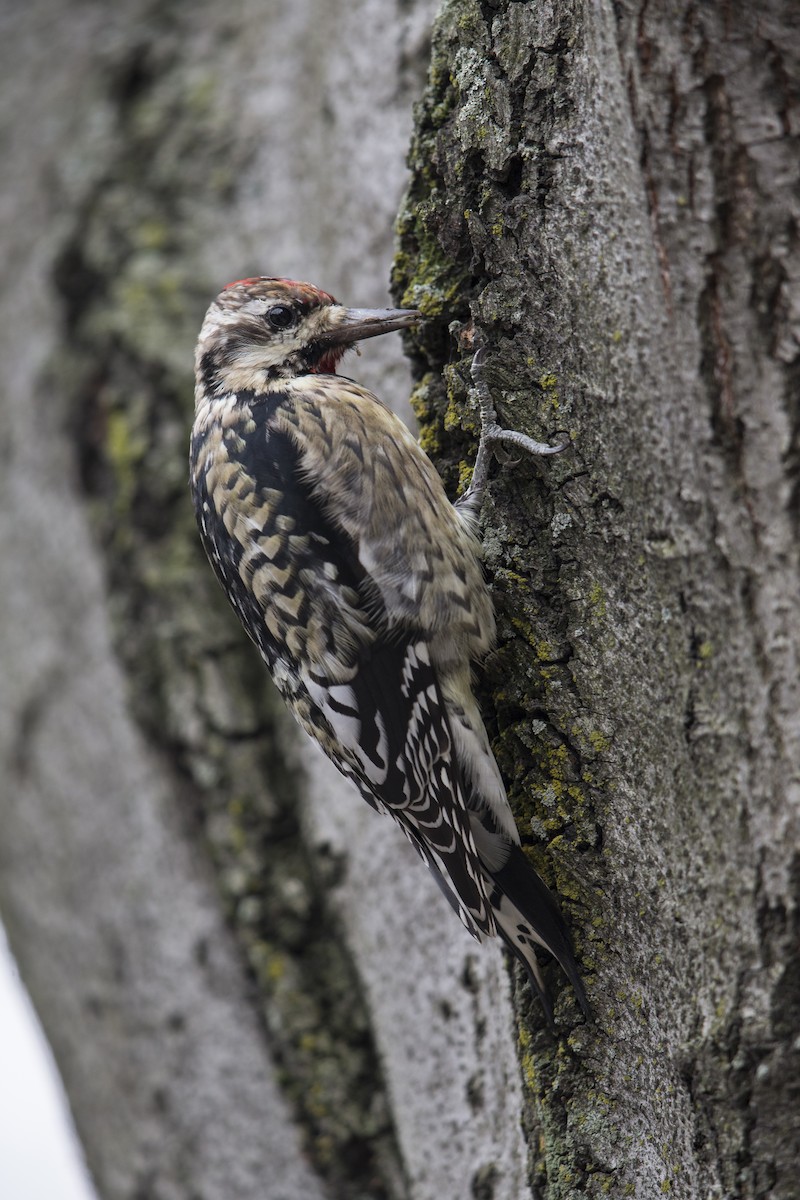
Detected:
[{"left": 266, "top": 304, "right": 296, "bottom": 331}]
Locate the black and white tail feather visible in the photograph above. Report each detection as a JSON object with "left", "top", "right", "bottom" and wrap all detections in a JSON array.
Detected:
[
  {"left": 487, "top": 845, "right": 590, "bottom": 1025},
  {"left": 336, "top": 633, "right": 590, "bottom": 1027}
]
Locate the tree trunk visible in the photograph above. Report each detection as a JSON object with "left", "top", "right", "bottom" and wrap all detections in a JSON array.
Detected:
[
  {"left": 394, "top": 0, "right": 800, "bottom": 1196},
  {"left": 1, "top": 1, "right": 797, "bottom": 1199}
]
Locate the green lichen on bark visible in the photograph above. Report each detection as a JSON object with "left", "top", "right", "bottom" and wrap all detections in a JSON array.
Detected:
[
  {"left": 393, "top": 2, "right": 602, "bottom": 916},
  {"left": 398, "top": 0, "right": 800, "bottom": 1196},
  {"left": 47, "top": 24, "right": 404, "bottom": 1200},
  {"left": 393, "top": 0, "right": 625, "bottom": 1194}
]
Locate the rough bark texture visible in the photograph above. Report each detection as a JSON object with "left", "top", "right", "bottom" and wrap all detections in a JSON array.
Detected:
[
  {"left": 394, "top": 0, "right": 800, "bottom": 1196},
  {"left": 1, "top": 1, "right": 798, "bottom": 1199}
]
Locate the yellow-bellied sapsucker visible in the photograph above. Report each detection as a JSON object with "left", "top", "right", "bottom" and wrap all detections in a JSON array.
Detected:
[{"left": 190, "top": 276, "right": 589, "bottom": 1025}]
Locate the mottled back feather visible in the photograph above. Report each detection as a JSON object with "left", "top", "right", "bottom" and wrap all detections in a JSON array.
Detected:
[{"left": 190, "top": 382, "right": 494, "bottom": 936}]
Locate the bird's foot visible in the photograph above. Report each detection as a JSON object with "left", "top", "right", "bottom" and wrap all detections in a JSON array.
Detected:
[{"left": 457, "top": 349, "right": 569, "bottom": 515}]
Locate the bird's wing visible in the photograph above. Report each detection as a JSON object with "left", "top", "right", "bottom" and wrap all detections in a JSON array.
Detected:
[
  {"left": 195, "top": 392, "right": 495, "bottom": 937},
  {"left": 266, "top": 388, "right": 496, "bottom": 931},
  {"left": 317, "top": 634, "right": 495, "bottom": 938},
  {"left": 276, "top": 375, "right": 496, "bottom": 648}
]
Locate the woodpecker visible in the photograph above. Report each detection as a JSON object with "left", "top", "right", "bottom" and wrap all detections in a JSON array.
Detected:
[{"left": 190, "top": 276, "right": 589, "bottom": 1025}]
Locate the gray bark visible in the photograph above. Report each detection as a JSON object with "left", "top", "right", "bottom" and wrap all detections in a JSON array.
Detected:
[{"left": 395, "top": 0, "right": 800, "bottom": 1196}]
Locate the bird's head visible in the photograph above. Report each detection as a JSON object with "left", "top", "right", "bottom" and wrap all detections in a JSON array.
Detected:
[{"left": 195, "top": 276, "right": 420, "bottom": 395}]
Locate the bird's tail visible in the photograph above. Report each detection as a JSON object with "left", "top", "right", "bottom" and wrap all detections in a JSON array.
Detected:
[{"left": 487, "top": 843, "right": 591, "bottom": 1026}]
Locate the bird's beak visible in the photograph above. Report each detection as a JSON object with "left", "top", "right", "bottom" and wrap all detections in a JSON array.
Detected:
[{"left": 326, "top": 306, "right": 421, "bottom": 346}]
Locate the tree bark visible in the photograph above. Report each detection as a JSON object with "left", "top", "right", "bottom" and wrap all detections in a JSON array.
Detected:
[
  {"left": 394, "top": 0, "right": 800, "bottom": 1196},
  {"left": 1, "top": 1, "right": 798, "bottom": 1199}
]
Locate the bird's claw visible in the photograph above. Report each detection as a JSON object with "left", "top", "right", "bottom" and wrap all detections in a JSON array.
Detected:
[
  {"left": 471, "top": 350, "right": 570, "bottom": 459},
  {"left": 470, "top": 346, "right": 486, "bottom": 384},
  {"left": 483, "top": 425, "right": 570, "bottom": 458},
  {"left": 456, "top": 350, "right": 569, "bottom": 517}
]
